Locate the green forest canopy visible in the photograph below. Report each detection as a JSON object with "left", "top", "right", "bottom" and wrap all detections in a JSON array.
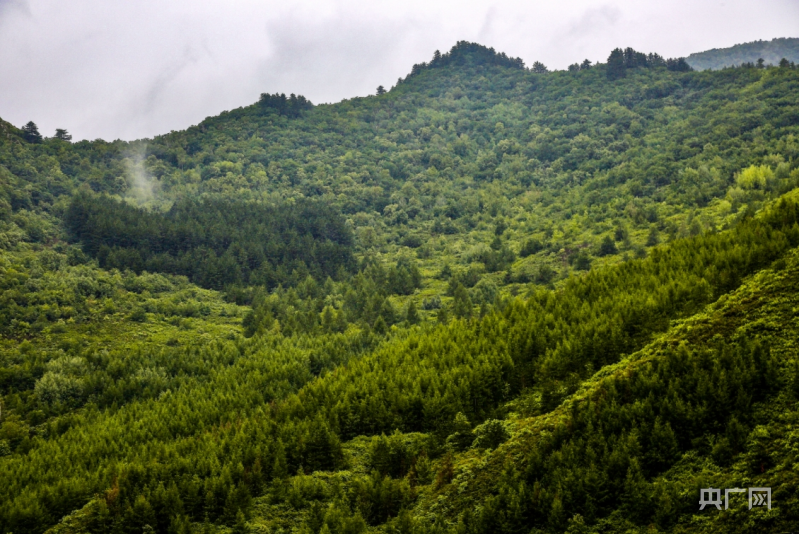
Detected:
[
  {"left": 64, "top": 194, "right": 356, "bottom": 290},
  {"left": 0, "top": 41, "right": 798, "bottom": 533}
]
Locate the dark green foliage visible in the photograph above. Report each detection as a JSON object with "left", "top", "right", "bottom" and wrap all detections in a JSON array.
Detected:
[
  {"left": 475, "top": 240, "right": 515, "bottom": 272},
  {"left": 299, "top": 417, "right": 344, "bottom": 472},
  {"left": 402, "top": 41, "right": 525, "bottom": 83},
  {"left": 367, "top": 432, "right": 419, "bottom": 479},
  {"left": 128, "top": 307, "right": 147, "bottom": 322},
  {"left": 531, "top": 62, "right": 548, "bottom": 74},
  {"left": 607, "top": 47, "right": 691, "bottom": 80},
  {"left": 646, "top": 227, "right": 660, "bottom": 246},
  {"left": 65, "top": 194, "right": 355, "bottom": 290},
  {"left": 471, "top": 419, "right": 508, "bottom": 450},
  {"left": 598, "top": 235, "right": 617, "bottom": 256},
  {"left": 405, "top": 300, "right": 419, "bottom": 325},
  {"left": 241, "top": 256, "right": 420, "bottom": 337},
  {"left": 569, "top": 250, "right": 591, "bottom": 271},
  {"left": 459, "top": 338, "right": 782, "bottom": 533},
  {"left": 447, "top": 267, "right": 480, "bottom": 293},
  {"left": 21, "top": 121, "right": 42, "bottom": 143},
  {"left": 606, "top": 48, "right": 626, "bottom": 80},
  {"left": 519, "top": 238, "right": 544, "bottom": 257},
  {"left": 258, "top": 92, "right": 313, "bottom": 117},
  {"left": 667, "top": 57, "right": 692, "bottom": 72},
  {"left": 54, "top": 129, "right": 72, "bottom": 141},
  {"left": 445, "top": 413, "right": 474, "bottom": 452},
  {"left": 388, "top": 257, "right": 422, "bottom": 295},
  {"left": 451, "top": 284, "right": 473, "bottom": 319}
]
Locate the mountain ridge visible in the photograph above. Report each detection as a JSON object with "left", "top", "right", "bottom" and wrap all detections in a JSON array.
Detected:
[{"left": 687, "top": 37, "right": 799, "bottom": 70}]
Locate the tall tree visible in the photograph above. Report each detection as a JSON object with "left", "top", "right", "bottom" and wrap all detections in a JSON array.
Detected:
[
  {"left": 21, "top": 121, "right": 42, "bottom": 143},
  {"left": 54, "top": 128, "right": 72, "bottom": 141},
  {"left": 452, "top": 284, "right": 473, "bottom": 319},
  {"left": 531, "top": 61, "right": 548, "bottom": 74},
  {"left": 607, "top": 48, "right": 626, "bottom": 80}
]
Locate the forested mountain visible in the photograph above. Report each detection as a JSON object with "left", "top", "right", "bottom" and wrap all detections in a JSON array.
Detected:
[
  {"left": 686, "top": 37, "right": 799, "bottom": 70},
  {"left": 1, "top": 41, "right": 798, "bottom": 533}
]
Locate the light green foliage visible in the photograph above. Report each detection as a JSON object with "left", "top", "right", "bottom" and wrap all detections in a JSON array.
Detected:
[{"left": 737, "top": 164, "right": 775, "bottom": 189}]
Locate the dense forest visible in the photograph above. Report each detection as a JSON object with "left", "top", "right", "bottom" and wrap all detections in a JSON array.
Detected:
[
  {"left": 1, "top": 40, "right": 799, "bottom": 533},
  {"left": 64, "top": 194, "right": 356, "bottom": 290}
]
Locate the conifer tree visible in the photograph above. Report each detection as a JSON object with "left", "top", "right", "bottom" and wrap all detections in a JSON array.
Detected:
[
  {"left": 452, "top": 284, "right": 472, "bottom": 319},
  {"left": 21, "top": 121, "right": 42, "bottom": 143},
  {"left": 532, "top": 61, "right": 549, "bottom": 73},
  {"left": 607, "top": 48, "right": 626, "bottom": 80},
  {"left": 405, "top": 300, "right": 419, "bottom": 325},
  {"left": 54, "top": 128, "right": 72, "bottom": 141}
]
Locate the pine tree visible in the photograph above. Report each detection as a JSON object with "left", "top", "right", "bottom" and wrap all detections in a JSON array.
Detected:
[
  {"left": 232, "top": 509, "right": 248, "bottom": 534},
  {"left": 452, "top": 284, "right": 472, "bottom": 319},
  {"left": 405, "top": 300, "right": 419, "bottom": 325},
  {"left": 21, "top": 121, "right": 42, "bottom": 143},
  {"left": 599, "top": 235, "right": 618, "bottom": 256},
  {"left": 606, "top": 48, "right": 626, "bottom": 80},
  {"left": 272, "top": 440, "right": 288, "bottom": 480},
  {"left": 646, "top": 227, "right": 660, "bottom": 246},
  {"left": 54, "top": 128, "right": 72, "bottom": 141}
]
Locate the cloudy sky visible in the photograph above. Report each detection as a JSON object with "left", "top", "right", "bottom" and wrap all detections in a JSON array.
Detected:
[{"left": 1, "top": 0, "right": 797, "bottom": 141}]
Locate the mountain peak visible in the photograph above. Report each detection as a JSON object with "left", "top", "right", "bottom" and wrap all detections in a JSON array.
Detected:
[{"left": 398, "top": 41, "right": 526, "bottom": 83}]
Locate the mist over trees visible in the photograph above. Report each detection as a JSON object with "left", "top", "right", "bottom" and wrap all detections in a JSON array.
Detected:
[{"left": 687, "top": 37, "right": 799, "bottom": 70}]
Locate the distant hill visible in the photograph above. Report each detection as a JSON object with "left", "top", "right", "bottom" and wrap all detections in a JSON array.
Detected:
[{"left": 687, "top": 37, "right": 799, "bottom": 70}]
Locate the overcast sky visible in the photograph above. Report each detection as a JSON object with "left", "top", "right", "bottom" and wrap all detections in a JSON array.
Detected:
[{"left": 1, "top": 0, "right": 797, "bottom": 142}]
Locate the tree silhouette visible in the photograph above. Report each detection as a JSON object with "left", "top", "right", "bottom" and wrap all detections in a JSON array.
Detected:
[
  {"left": 607, "top": 48, "right": 626, "bottom": 80},
  {"left": 21, "top": 121, "right": 42, "bottom": 143},
  {"left": 54, "top": 128, "right": 72, "bottom": 141},
  {"left": 532, "top": 61, "right": 549, "bottom": 74}
]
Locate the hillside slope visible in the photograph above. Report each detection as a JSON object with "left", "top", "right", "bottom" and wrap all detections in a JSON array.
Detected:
[
  {"left": 687, "top": 37, "right": 799, "bottom": 70},
  {"left": 413, "top": 216, "right": 799, "bottom": 533},
  {"left": 32, "top": 186, "right": 799, "bottom": 534}
]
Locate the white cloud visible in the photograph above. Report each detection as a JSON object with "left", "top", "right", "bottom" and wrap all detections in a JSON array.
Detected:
[{"left": 1, "top": 0, "right": 796, "bottom": 141}]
